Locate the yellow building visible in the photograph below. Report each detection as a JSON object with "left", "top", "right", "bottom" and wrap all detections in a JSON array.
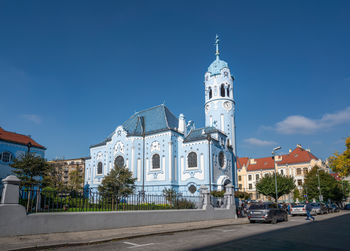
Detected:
[
  {"left": 48, "top": 157, "right": 87, "bottom": 190},
  {"left": 237, "top": 145, "right": 329, "bottom": 201}
]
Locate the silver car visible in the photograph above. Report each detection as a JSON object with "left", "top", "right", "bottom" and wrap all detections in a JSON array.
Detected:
[
  {"left": 248, "top": 203, "right": 288, "bottom": 224},
  {"left": 291, "top": 203, "right": 317, "bottom": 216}
]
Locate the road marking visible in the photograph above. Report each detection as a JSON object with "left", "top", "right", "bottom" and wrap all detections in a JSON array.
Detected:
[
  {"left": 123, "top": 241, "right": 155, "bottom": 249},
  {"left": 215, "top": 229, "right": 237, "bottom": 232}
]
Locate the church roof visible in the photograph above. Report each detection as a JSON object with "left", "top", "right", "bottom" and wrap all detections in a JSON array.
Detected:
[
  {"left": 184, "top": 127, "right": 222, "bottom": 143},
  {"left": 123, "top": 104, "right": 178, "bottom": 136},
  {"left": 208, "top": 58, "right": 228, "bottom": 76},
  {"left": 90, "top": 105, "right": 179, "bottom": 148},
  {"left": 0, "top": 127, "right": 46, "bottom": 150}
]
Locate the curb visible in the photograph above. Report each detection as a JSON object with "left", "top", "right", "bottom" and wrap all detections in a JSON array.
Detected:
[{"left": 8, "top": 220, "right": 249, "bottom": 251}]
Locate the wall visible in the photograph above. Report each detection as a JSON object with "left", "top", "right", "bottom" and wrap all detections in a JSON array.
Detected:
[{"left": 0, "top": 175, "right": 237, "bottom": 237}]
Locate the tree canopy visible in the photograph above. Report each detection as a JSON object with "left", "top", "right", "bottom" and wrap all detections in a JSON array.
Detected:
[
  {"left": 10, "top": 153, "right": 50, "bottom": 187},
  {"left": 329, "top": 137, "right": 350, "bottom": 177},
  {"left": 256, "top": 173, "right": 295, "bottom": 202},
  {"left": 98, "top": 164, "right": 136, "bottom": 200},
  {"left": 303, "top": 166, "right": 349, "bottom": 202}
]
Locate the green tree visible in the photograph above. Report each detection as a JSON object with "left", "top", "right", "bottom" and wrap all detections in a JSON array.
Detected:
[
  {"left": 42, "top": 161, "right": 65, "bottom": 190},
  {"left": 10, "top": 153, "right": 50, "bottom": 188},
  {"left": 69, "top": 165, "right": 84, "bottom": 192},
  {"left": 234, "top": 191, "right": 251, "bottom": 200},
  {"left": 256, "top": 173, "right": 296, "bottom": 202},
  {"left": 303, "top": 166, "right": 348, "bottom": 202},
  {"left": 98, "top": 165, "right": 136, "bottom": 201},
  {"left": 329, "top": 137, "right": 350, "bottom": 177},
  {"left": 293, "top": 188, "right": 302, "bottom": 202}
]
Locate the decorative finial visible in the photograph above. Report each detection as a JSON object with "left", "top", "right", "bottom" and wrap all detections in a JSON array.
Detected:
[{"left": 215, "top": 34, "right": 220, "bottom": 60}]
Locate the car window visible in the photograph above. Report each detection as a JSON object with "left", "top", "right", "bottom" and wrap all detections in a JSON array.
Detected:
[{"left": 249, "top": 204, "right": 266, "bottom": 210}]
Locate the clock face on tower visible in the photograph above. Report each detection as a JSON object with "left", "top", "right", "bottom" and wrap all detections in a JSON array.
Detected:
[{"left": 223, "top": 101, "right": 232, "bottom": 111}]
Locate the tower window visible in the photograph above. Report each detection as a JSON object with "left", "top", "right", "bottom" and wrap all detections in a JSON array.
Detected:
[
  {"left": 152, "top": 154, "right": 160, "bottom": 169},
  {"left": 209, "top": 87, "right": 212, "bottom": 99},
  {"left": 97, "top": 162, "right": 103, "bottom": 174},
  {"left": 227, "top": 85, "right": 230, "bottom": 97},
  {"left": 220, "top": 84, "right": 225, "bottom": 97},
  {"left": 187, "top": 152, "right": 197, "bottom": 168}
]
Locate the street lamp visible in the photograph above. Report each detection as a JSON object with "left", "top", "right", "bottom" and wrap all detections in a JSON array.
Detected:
[{"left": 272, "top": 146, "right": 282, "bottom": 203}]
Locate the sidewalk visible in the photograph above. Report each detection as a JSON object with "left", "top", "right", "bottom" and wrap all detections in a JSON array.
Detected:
[{"left": 0, "top": 218, "right": 249, "bottom": 251}]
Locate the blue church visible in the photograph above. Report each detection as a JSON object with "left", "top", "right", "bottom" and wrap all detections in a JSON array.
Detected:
[{"left": 85, "top": 37, "right": 237, "bottom": 196}]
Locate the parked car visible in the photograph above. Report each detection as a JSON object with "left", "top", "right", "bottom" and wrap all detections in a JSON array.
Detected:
[
  {"left": 343, "top": 204, "right": 350, "bottom": 210},
  {"left": 291, "top": 203, "right": 317, "bottom": 216},
  {"left": 312, "top": 203, "right": 328, "bottom": 214},
  {"left": 248, "top": 203, "right": 288, "bottom": 224}
]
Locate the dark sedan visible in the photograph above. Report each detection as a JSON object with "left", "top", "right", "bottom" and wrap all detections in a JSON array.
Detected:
[{"left": 248, "top": 203, "right": 288, "bottom": 224}]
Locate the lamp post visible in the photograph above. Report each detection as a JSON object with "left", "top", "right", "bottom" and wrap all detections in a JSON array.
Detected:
[
  {"left": 272, "top": 146, "right": 282, "bottom": 203},
  {"left": 26, "top": 142, "right": 32, "bottom": 154},
  {"left": 207, "top": 135, "right": 212, "bottom": 193}
]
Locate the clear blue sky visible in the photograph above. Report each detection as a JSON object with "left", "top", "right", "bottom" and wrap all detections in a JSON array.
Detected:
[{"left": 1, "top": 0, "right": 349, "bottom": 160}]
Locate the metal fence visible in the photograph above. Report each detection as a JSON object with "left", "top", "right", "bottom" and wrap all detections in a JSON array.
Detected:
[
  {"left": 19, "top": 188, "right": 203, "bottom": 214},
  {"left": 210, "top": 196, "right": 226, "bottom": 208}
]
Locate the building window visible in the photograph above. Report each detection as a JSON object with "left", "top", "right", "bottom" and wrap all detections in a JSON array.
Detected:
[
  {"left": 303, "top": 168, "right": 308, "bottom": 175},
  {"left": 187, "top": 152, "right": 197, "bottom": 168},
  {"left": 256, "top": 174, "right": 259, "bottom": 181},
  {"left": 297, "top": 179, "right": 302, "bottom": 186},
  {"left": 227, "top": 85, "right": 230, "bottom": 97},
  {"left": 238, "top": 175, "right": 242, "bottom": 181},
  {"left": 97, "top": 162, "right": 103, "bottom": 174},
  {"left": 264, "top": 173, "right": 269, "bottom": 177},
  {"left": 239, "top": 184, "right": 242, "bottom": 190},
  {"left": 209, "top": 87, "right": 212, "bottom": 99},
  {"left": 218, "top": 151, "right": 225, "bottom": 168},
  {"left": 249, "top": 184, "right": 252, "bottom": 190},
  {"left": 220, "top": 84, "right": 225, "bottom": 97},
  {"left": 296, "top": 168, "right": 302, "bottom": 175},
  {"left": 280, "top": 170, "right": 284, "bottom": 175},
  {"left": 1, "top": 152, "right": 13, "bottom": 163},
  {"left": 188, "top": 185, "right": 197, "bottom": 194},
  {"left": 248, "top": 175, "right": 252, "bottom": 181},
  {"left": 152, "top": 154, "right": 160, "bottom": 169},
  {"left": 115, "top": 156, "right": 125, "bottom": 168}
]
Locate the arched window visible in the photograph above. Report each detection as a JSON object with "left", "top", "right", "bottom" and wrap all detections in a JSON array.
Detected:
[
  {"left": 209, "top": 87, "right": 212, "bottom": 99},
  {"left": 218, "top": 151, "right": 225, "bottom": 168},
  {"left": 227, "top": 85, "right": 230, "bottom": 97},
  {"left": 188, "top": 152, "right": 197, "bottom": 168},
  {"left": 115, "top": 156, "right": 125, "bottom": 168},
  {"left": 152, "top": 154, "right": 160, "bottom": 169},
  {"left": 220, "top": 84, "right": 225, "bottom": 97},
  {"left": 97, "top": 162, "right": 103, "bottom": 174}
]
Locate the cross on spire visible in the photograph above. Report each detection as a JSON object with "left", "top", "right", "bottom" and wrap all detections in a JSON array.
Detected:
[{"left": 215, "top": 34, "right": 220, "bottom": 60}]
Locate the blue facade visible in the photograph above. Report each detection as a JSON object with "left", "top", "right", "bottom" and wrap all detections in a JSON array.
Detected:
[
  {"left": 85, "top": 38, "right": 238, "bottom": 195},
  {"left": 0, "top": 128, "right": 45, "bottom": 190}
]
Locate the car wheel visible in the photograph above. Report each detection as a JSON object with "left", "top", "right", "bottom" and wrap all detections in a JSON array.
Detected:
[
  {"left": 249, "top": 220, "right": 255, "bottom": 223},
  {"left": 271, "top": 218, "right": 277, "bottom": 224}
]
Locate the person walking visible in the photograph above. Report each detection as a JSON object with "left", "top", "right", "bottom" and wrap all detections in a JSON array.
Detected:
[{"left": 305, "top": 200, "right": 315, "bottom": 221}]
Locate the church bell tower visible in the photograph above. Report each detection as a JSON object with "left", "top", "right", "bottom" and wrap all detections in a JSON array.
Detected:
[{"left": 204, "top": 35, "right": 236, "bottom": 154}]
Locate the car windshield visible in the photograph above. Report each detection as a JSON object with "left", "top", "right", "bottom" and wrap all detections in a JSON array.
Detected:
[
  {"left": 249, "top": 204, "right": 267, "bottom": 210},
  {"left": 292, "top": 204, "right": 305, "bottom": 208},
  {"left": 311, "top": 203, "right": 320, "bottom": 207}
]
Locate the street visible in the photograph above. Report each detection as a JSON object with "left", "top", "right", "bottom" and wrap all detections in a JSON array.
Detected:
[{"left": 54, "top": 211, "right": 350, "bottom": 251}]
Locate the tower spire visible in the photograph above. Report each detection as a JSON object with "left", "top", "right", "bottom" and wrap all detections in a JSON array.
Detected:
[{"left": 215, "top": 34, "right": 220, "bottom": 60}]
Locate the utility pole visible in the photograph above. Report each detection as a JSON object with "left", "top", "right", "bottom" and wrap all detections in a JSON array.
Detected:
[{"left": 272, "top": 146, "right": 282, "bottom": 203}]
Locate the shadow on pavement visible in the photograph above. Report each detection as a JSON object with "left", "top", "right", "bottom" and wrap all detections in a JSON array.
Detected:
[{"left": 191, "top": 213, "right": 350, "bottom": 251}]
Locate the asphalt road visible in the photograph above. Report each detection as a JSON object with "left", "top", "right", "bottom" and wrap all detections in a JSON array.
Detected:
[{"left": 54, "top": 211, "right": 350, "bottom": 251}]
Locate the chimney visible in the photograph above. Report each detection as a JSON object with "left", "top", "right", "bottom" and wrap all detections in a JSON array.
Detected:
[
  {"left": 296, "top": 144, "right": 302, "bottom": 148},
  {"left": 306, "top": 149, "right": 310, "bottom": 152},
  {"left": 178, "top": 114, "right": 185, "bottom": 134},
  {"left": 289, "top": 149, "right": 292, "bottom": 153}
]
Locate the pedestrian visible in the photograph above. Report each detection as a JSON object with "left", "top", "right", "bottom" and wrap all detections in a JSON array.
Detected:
[
  {"left": 287, "top": 203, "right": 291, "bottom": 215},
  {"left": 305, "top": 200, "right": 315, "bottom": 221}
]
